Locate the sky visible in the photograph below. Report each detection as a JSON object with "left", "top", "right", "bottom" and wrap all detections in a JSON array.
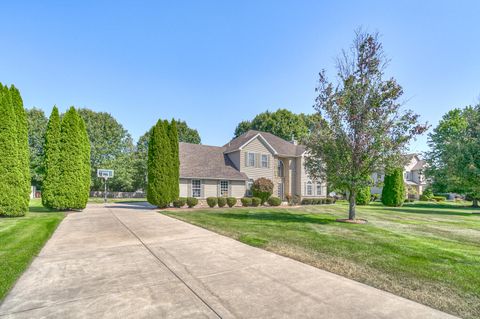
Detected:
[{"left": 1, "top": 1, "right": 479, "bottom": 153}]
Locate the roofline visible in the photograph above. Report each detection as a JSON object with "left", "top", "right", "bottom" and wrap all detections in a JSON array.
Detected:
[
  {"left": 224, "top": 133, "right": 278, "bottom": 155},
  {"left": 180, "top": 176, "right": 248, "bottom": 181}
]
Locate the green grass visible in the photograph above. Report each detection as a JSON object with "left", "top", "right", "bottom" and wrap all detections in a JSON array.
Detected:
[
  {"left": 0, "top": 199, "right": 64, "bottom": 300},
  {"left": 163, "top": 201, "right": 480, "bottom": 319},
  {"left": 88, "top": 197, "right": 147, "bottom": 203}
]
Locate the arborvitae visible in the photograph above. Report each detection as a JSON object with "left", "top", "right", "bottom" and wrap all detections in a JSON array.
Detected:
[
  {"left": 163, "top": 120, "right": 173, "bottom": 202},
  {"left": 10, "top": 85, "right": 31, "bottom": 211},
  {"left": 147, "top": 120, "right": 169, "bottom": 207},
  {"left": 78, "top": 116, "right": 91, "bottom": 207},
  {"left": 381, "top": 168, "right": 405, "bottom": 207},
  {"left": 55, "top": 107, "right": 90, "bottom": 209},
  {"left": 169, "top": 119, "right": 180, "bottom": 201},
  {"left": 0, "top": 85, "right": 24, "bottom": 216},
  {"left": 355, "top": 186, "right": 371, "bottom": 205},
  {"left": 42, "top": 106, "right": 62, "bottom": 208}
]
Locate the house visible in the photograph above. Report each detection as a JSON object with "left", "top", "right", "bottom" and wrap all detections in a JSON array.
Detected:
[
  {"left": 178, "top": 130, "right": 327, "bottom": 200},
  {"left": 371, "top": 154, "right": 428, "bottom": 197}
]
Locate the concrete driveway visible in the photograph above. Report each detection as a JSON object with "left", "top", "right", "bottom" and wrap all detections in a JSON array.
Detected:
[{"left": 0, "top": 203, "right": 456, "bottom": 318}]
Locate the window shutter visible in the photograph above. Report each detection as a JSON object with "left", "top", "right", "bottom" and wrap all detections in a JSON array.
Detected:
[
  {"left": 201, "top": 180, "right": 204, "bottom": 198},
  {"left": 228, "top": 182, "right": 232, "bottom": 197},
  {"left": 217, "top": 181, "right": 220, "bottom": 197},
  {"left": 245, "top": 152, "right": 249, "bottom": 167},
  {"left": 267, "top": 155, "right": 270, "bottom": 168},
  {"left": 255, "top": 153, "right": 260, "bottom": 168}
]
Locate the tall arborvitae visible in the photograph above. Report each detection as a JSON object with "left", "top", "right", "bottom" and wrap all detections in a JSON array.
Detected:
[
  {"left": 54, "top": 107, "right": 90, "bottom": 209},
  {"left": 169, "top": 119, "right": 180, "bottom": 201},
  {"left": 42, "top": 106, "right": 62, "bottom": 208},
  {"left": 381, "top": 168, "right": 405, "bottom": 207},
  {"left": 0, "top": 85, "right": 24, "bottom": 216},
  {"left": 147, "top": 120, "right": 169, "bottom": 207},
  {"left": 10, "top": 86, "right": 31, "bottom": 211},
  {"left": 78, "top": 116, "right": 91, "bottom": 206},
  {"left": 163, "top": 120, "right": 172, "bottom": 202}
]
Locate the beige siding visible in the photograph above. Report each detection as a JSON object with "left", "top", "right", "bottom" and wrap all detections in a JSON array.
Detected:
[
  {"left": 240, "top": 137, "right": 274, "bottom": 181},
  {"left": 179, "top": 178, "right": 245, "bottom": 198},
  {"left": 228, "top": 151, "right": 241, "bottom": 170},
  {"left": 230, "top": 180, "right": 246, "bottom": 198},
  {"left": 179, "top": 179, "right": 189, "bottom": 197},
  {"left": 299, "top": 155, "right": 326, "bottom": 197}
]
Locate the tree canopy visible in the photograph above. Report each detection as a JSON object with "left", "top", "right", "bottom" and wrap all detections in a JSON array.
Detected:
[
  {"left": 425, "top": 105, "right": 480, "bottom": 206},
  {"left": 234, "top": 109, "right": 320, "bottom": 141},
  {"left": 304, "top": 30, "right": 427, "bottom": 220}
]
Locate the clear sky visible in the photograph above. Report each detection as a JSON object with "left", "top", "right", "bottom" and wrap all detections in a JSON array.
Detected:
[{"left": 1, "top": 1, "right": 479, "bottom": 152}]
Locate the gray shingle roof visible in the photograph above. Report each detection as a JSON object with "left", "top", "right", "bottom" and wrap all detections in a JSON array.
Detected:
[
  {"left": 179, "top": 142, "right": 248, "bottom": 181},
  {"left": 411, "top": 159, "right": 426, "bottom": 171},
  {"left": 223, "top": 130, "right": 305, "bottom": 157}
]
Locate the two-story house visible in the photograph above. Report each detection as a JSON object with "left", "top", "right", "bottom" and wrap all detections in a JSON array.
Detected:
[
  {"left": 371, "top": 154, "right": 428, "bottom": 197},
  {"left": 178, "top": 130, "right": 326, "bottom": 200}
]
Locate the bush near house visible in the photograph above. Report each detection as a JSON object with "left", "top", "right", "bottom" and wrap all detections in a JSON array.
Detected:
[
  {"left": 226, "top": 197, "right": 237, "bottom": 207},
  {"left": 381, "top": 168, "right": 405, "bottom": 207},
  {"left": 217, "top": 197, "right": 227, "bottom": 207},
  {"left": 251, "top": 197, "right": 261, "bottom": 207},
  {"left": 173, "top": 197, "right": 186, "bottom": 208},
  {"left": 206, "top": 197, "right": 217, "bottom": 208},
  {"left": 267, "top": 196, "right": 281, "bottom": 206},
  {"left": 241, "top": 197, "right": 252, "bottom": 207},
  {"left": 355, "top": 186, "right": 371, "bottom": 205},
  {"left": 186, "top": 197, "right": 198, "bottom": 208},
  {"left": 251, "top": 178, "right": 274, "bottom": 204}
]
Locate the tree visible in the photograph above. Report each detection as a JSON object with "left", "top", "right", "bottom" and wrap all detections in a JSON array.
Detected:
[
  {"left": 134, "top": 119, "right": 200, "bottom": 191},
  {"left": 425, "top": 106, "right": 480, "bottom": 207},
  {"left": 0, "top": 84, "right": 25, "bottom": 216},
  {"left": 26, "top": 108, "right": 48, "bottom": 187},
  {"left": 381, "top": 168, "right": 405, "bottom": 207},
  {"left": 78, "top": 108, "right": 135, "bottom": 191},
  {"left": 147, "top": 120, "right": 170, "bottom": 207},
  {"left": 355, "top": 186, "right": 371, "bottom": 205},
  {"left": 251, "top": 178, "right": 274, "bottom": 204},
  {"left": 168, "top": 120, "right": 180, "bottom": 201},
  {"left": 234, "top": 109, "right": 321, "bottom": 141},
  {"left": 11, "top": 86, "right": 31, "bottom": 210},
  {"left": 55, "top": 107, "right": 91, "bottom": 209},
  {"left": 42, "top": 107, "right": 62, "bottom": 208},
  {"left": 304, "top": 30, "right": 427, "bottom": 220}
]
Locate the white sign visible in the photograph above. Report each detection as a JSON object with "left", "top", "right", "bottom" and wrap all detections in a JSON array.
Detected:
[{"left": 97, "top": 169, "right": 114, "bottom": 179}]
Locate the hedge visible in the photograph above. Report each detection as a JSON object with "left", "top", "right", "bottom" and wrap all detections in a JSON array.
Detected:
[
  {"left": 173, "top": 197, "right": 186, "bottom": 208},
  {"left": 217, "top": 197, "right": 227, "bottom": 208},
  {"left": 187, "top": 197, "right": 198, "bottom": 208},
  {"left": 267, "top": 196, "right": 281, "bottom": 206},
  {"left": 226, "top": 197, "right": 237, "bottom": 207},
  {"left": 206, "top": 197, "right": 217, "bottom": 208},
  {"left": 251, "top": 197, "right": 261, "bottom": 207},
  {"left": 241, "top": 197, "right": 252, "bottom": 207}
]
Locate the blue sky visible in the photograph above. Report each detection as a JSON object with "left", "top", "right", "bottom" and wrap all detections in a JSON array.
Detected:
[{"left": 1, "top": 1, "right": 479, "bottom": 152}]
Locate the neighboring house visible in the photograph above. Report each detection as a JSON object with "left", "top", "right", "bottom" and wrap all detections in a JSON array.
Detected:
[
  {"left": 371, "top": 154, "right": 428, "bottom": 197},
  {"left": 179, "top": 130, "right": 327, "bottom": 200}
]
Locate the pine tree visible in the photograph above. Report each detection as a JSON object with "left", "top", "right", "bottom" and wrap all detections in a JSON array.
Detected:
[
  {"left": 0, "top": 84, "right": 24, "bottom": 216},
  {"left": 147, "top": 120, "right": 169, "bottom": 207},
  {"left": 381, "top": 168, "right": 405, "bottom": 207},
  {"left": 169, "top": 119, "right": 180, "bottom": 201},
  {"left": 42, "top": 106, "right": 62, "bottom": 208},
  {"left": 10, "top": 86, "right": 30, "bottom": 211}
]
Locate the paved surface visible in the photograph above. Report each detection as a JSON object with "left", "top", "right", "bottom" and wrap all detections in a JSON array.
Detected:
[{"left": 0, "top": 203, "right": 457, "bottom": 319}]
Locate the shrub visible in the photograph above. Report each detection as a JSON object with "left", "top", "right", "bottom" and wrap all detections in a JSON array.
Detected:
[
  {"left": 291, "top": 195, "right": 301, "bottom": 206},
  {"left": 267, "top": 196, "right": 282, "bottom": 206},
  {"left": 173, "top": 197, "right": 186, "bottom": 208},
  {"left": 325, "top": 197, "right": 334, "bottom": 204},
  {"left": 251, "top": 197, "right": 261, "bottom": 207},
  {"left": 404, "top": 198, "right": 414, "bottom": 203},
  {"left": 241, "top": 197, "right": 252, "bottom": 207},
  {"left": 423, "top": 187, "right": 433, "bottom": 198},
  {"left": 301, "top": 198, "right": 313, "bottom": 205},
  {"left": 356, "top": 187, "right": 371, "bottom": 205},
  {"left": 371, "top": 194, "right": 380, "bottom": 202},
  {"left": 381, "top": 168, "right": 405, "bottom": 207},
  {"left": 419, "top": 194, "right": 430, "bottom": 201},
  {"left": 206, "top": 197, "right": 218, "bottom": 208},
  {"left": 432, "top": 195, "right": 446, "bottom": 202},
  {"left": 226, "top": 197, "right": 237, "bottom": 207},
  {"left": 186, "top": 197, "right": 198, "bottom": 208},
  {"left": 251, "top": 178, "right": 274, "bottom": 205},
  {"left": 285, "top": 194, "right": 292, "bottom": 204},
  {"left": 217, "top": 197, "right": 227, "bottom": 207}
]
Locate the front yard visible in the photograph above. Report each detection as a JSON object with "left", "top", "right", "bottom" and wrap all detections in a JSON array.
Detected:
[
  {"left": 0, "top": 199, "right": 64, "bottom": 300},
  {"left": 163, "top": 201, "right": 480, "bottom": 319}
]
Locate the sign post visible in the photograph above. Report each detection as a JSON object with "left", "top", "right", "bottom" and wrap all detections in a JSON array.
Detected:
[{"left": 97, "top": 169, "right": 114, "bottom": 203}]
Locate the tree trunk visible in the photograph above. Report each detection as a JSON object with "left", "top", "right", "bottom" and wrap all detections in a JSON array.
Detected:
[
  {"left": 473, "top": 198, "right": 479, "bottom": 208},
  {"left": 349, "top": 190, "right": 356, "bottom": 220}
]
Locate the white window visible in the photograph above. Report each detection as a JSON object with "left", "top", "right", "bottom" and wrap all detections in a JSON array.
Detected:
[
  {"left": 277, "top": 160, "right": 284, "bottom": 177},
  {"left": 261, "top": 154, "right": 268, "bottom": 168},
  {"left": 316, "top": 182, "right": 322, "bottom": 196},
  {"left": 248, "top": 152, "right": 255, "bottom": 167},
  {"left": 192, "top": 180, "right": 201, "bottom": 198},
  {"left": 246, "top": 179, "right": 254, "bottom": 196},
  {"left": 306, "top": 181, "right": 313, "bottom": 196},
  {"left": 220, "top": 180, "right": 229, "bottom": 197}
]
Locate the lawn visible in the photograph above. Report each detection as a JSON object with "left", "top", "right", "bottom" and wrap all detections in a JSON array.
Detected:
[
  {"left": 163, "top": 201, "right": 480, "bottom": 319},
  {"left": 0, "top": 199, "right": 64, "bottom": 300}
]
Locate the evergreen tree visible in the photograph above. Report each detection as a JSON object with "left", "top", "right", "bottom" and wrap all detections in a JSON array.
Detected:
[
  {"left": 78, "top": 116, "right": 92, "bottom": 206},
  {"left": 169, "top": 119, "right": 180, "bottom": 201},
  {"left": 42, "top": 107, "right": 62, "bottom": 208},
  {"left": 355, "top": 186, "right": 371, "bottom": 205},
  {"left": 147, "top": 120, "right": 170, "bottom": 207},
  {"left": 55, "top": 107, "right": 90, "bottom": 209},
  {"left": 0, "top": 84, "right": 24, "bottom": 216},
  {"left": 381, "top": 168, "right": 405, "bottom": 207},
  {"left": 10, "top": 86, "right": 31, "bottom": 210}
]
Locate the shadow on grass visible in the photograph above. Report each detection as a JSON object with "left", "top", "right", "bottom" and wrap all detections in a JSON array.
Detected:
[
  {"left": 207, "top": 211, "right": 336, "bottom": 225},
  {"left": 377, "top": 206, "right": 475, "bottom": 217}
]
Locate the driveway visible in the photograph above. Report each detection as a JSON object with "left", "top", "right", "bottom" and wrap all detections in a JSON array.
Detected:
[{"left": 0, "top": 203, "right": 456, "bottom": 318}]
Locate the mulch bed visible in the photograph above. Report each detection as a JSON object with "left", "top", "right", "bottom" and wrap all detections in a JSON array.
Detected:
[{"left": 335, "top": 218, "right": 368, "bottom": 224}]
